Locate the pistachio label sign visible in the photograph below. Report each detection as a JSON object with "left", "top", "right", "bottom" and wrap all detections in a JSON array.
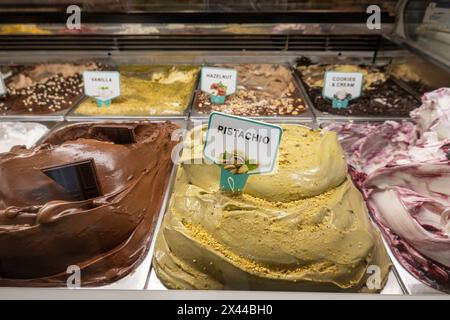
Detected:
[
  {"left": 200, "top": 67, "right": 237, "bottom": 104},
  {"left": 83, "top": 71, "right": 121, "bottom": 107},
  {"left": 323, "top": 71, "right": 363, "bottom": 109},
  {"left": 203, "top": 112, "right": 282, "bottom": 193}
]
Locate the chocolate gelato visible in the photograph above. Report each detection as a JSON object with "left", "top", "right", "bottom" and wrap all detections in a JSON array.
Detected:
[
  {"left": 0, "top": 121, "right": 178, "bottom": 287},
  {"left": 194, "top": 64, "right": 307, "bottom": 116},
  {"left": 297, "top": 62, "right": 420, "bottom": 117},
  {"left": 0, "top": 63, "right": 98, "bottom": 116}
]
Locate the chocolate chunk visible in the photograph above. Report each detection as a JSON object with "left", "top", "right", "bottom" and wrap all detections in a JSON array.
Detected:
[
  {"left": 41, "top": 159, "right": 102, "bottom": 201},
  {"left": 91, "top": 125, "right": 136, "bottom": 144}
]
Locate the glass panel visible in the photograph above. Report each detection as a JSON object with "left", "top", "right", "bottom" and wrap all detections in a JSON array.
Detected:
[
  {"left": 403, "top": 0, "right": 450, "bottom": 62},
  {"left": 0, "top": 0, "right": 397, "bottom": 13}
]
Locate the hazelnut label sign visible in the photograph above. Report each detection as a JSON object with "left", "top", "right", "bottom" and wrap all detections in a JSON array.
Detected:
[
  {"left": 323, "top": 71, "right": 363, "bottom": 109},
  {"left": 83, "top": 71, "right": 120, "bottom": 107},
  {"left": 200, "top": 67, "right": 237, "bottom": 104},
  {"left": 204, "top": 112, "right": 282, "bottom": 193}
]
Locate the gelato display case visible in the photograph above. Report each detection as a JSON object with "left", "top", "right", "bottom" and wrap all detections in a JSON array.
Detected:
[
  {"left": 0, "top": 0, "right": 449, "bottom": 300},
  {"left": 392, "top": 0, "right": 450, "bottom": 72}
]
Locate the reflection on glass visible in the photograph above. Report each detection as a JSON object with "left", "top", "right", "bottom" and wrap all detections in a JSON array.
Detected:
[
  {"left": 404, "top": 0, "right": 450, "bottom": 61},
  {"left": 0, "top": 0, "right": 397, "bottom": 13}
]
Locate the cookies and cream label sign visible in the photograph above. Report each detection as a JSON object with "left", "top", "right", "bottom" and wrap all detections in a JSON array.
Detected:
[
  {"left": 323, "top": 71, "right": 363, "bottom": 109},
  {"left": 204, "top": 112, "right": 282, "bottom": 175},
  {"left": 200, "top": 67, "right": 238, "bottom": 96},
  {"left": 83, "top": 71, "right": 121, "bottom": 104}
]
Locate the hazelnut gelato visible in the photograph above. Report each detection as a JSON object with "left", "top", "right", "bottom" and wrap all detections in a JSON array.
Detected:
[{"left": 194, "top": 64, "right": 307, "bottom": 117}]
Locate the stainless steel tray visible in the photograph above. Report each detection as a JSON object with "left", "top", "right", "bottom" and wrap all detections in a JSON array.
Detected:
[
  {"left": 292, "top": 58, "right": 422, "bottom": 122},
  {"left": 66, "top": 68, "right": 200, "bottom": 122},
  {"left": 0, "top": 94, "right": 85, "bottom": 122},
  {"left": 12, "top": 119, "right": 188, "bottom": 290},
  {"left": 382, "top": 238, "right": 443, "bottom": 295},
  {"left": 316, "top": 117, "right": 414, "bottom": 128},
  {"left": 144, "top": 120, "right": 405, "bottom": 294},
  {"left": 318, "top": 118, "right": 447, "bottom": 295},
  {"left": 0, "top": 59, "right": 109, "bottom": 122},
  {"left": 147, "top": 268, "right": 404, "bottom": 295},
  {"left": 189, "top": 63, "right": 315, "bottom": 121},
  {"left": 65, "top": 97, "right": 192, "bottom": 122}
]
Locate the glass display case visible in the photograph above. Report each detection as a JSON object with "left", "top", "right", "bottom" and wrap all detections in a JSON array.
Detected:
[
  {"left": 393, "top": 0, "right": 450, "bottom": 71},
  {"left": 0, "top": 0, "right": 449, "bottom": 300}
]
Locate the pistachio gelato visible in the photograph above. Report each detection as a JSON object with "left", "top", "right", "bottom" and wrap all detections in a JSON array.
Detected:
[
  {"left": 153, "top": 124, "right": 390, "bottom": 291},
  {"left": 75, "top": 65, "right": 198, "bottom": 116}
]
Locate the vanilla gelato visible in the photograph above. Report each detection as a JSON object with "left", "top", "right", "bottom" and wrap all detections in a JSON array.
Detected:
[
  {"left": 0, "top": 122, "right": 49, "bottom": 153},
  {"left": 75, "top": 65, "right": 198, "bottom": 116}
]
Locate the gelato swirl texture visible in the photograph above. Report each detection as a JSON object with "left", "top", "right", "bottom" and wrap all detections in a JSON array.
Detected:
[
  {"left": 0, "top": 121, "right": 178, "bottom": 286},
  {"left": 153, "top": 124, "right": 390, "bottom": 291}
]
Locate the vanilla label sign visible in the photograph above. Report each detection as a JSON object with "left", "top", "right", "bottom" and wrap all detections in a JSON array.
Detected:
[
  {"left": 204, "top": 112, "right": 282, "bottom": 193},
  {"left": 83, "top": 71, "right": 120, "bottom": 107},
  {"left": 200, "top": 67, "right": 237, "bottom": 104},
  {"left": 323, "top": 71, "right": 363, "bottom": 109}
]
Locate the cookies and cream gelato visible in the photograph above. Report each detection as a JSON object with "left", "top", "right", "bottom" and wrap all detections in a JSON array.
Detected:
[{"left": 297, "top": 63, "right": 420, "bottom": 116}]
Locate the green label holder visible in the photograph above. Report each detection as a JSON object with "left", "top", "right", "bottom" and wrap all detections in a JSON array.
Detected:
[
  {"left": 331, "top": 98, "right": 350, "bottom": 109},
  {"left": 96, "top": 99, "right": 112, "bottom": 107},
  {"left": 219, "top": 167, "right": 249, "bottom": 193}
]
